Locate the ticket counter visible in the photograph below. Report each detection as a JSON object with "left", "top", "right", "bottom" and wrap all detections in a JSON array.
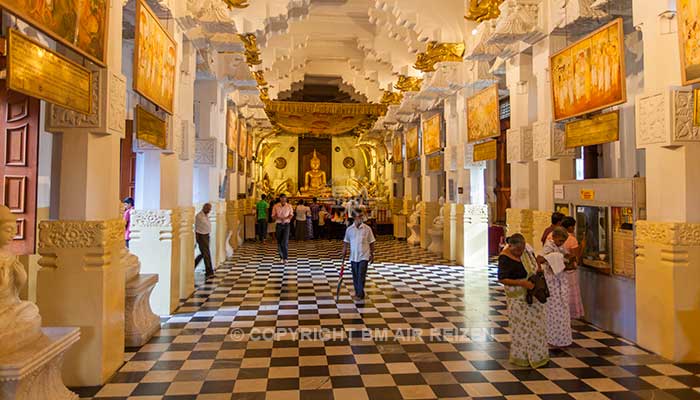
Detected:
[{"left": 553, "top": 178, "right": 645, "bottom": 341}]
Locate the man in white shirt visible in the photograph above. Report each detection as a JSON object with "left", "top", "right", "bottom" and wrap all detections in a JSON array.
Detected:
[
  {"left": 195, "top": 203, "right": 214, "bottom": 277},
  {"left": 341, "top": 208, "right": 376, "bottom": 300},
  {"left": 271, "top": 194, "right": 294, "bottom": 263}
]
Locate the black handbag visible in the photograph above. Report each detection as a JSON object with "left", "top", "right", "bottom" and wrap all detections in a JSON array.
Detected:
[{"left": 526, "top": 271, "right": 550, "bottom": 305}]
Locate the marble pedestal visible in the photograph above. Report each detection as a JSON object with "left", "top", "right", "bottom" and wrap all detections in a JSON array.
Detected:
[
  {"left": 427, "top": 227, "right": 444, "bottom": 255},
  {"left": 407, "top": 223, "right": 421, "bottom": 246},
  {"left": 123, "top": 251, "right": 160, "bottom": 347},
  {"left": 0, "top": 327, "right": 80, "bottom": 400}
]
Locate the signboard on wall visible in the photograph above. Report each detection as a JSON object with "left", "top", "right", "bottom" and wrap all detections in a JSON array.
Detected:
[
  {"left": 135, "top": 105, "right": 167, "bottom": 149},
  {"left": 565, "top": 111, "right": 619, "bottom": 148},
  {"left": 473, "top": 140, "right": 498, "bottom": 162},
  {"left": 7, "top": 29, "right": 92, "bottom": 115}
]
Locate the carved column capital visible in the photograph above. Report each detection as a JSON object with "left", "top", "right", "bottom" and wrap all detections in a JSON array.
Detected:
[
  {"left": 532, "top": 120, "right": 580, "bottom": 160},
  {"left": 38, "top": 219, "right": 124, "bottom": 250},
  {"left": 195, "top": 138, "right": 218, "bottom": 166},
  {"left": 636, "top": 87, "right": 700, "bottom": 149},
  {"left": 507, "top": 126, "right": 534, "bottom": 163}
]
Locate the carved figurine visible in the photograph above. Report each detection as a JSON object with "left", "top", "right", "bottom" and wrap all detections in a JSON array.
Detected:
[
  {"left": 407, "top": 195, "right": 422, "bottom": 246},
  {"left": 0, "top": 205, "right": 44, "bottom": 357},
  {"left": 432, "top": 196, "right": 446, "bottom": 229},
  {"left": 428, "top": 197, "right": 446, "bottom": 255}
]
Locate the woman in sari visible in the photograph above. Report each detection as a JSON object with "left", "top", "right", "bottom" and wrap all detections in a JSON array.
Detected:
[
  {"left": 498, "top": 234, "right": 549, "bottom": 368},
  {"left": 542, "top": 227, "right": 574, "bottom": 347}
]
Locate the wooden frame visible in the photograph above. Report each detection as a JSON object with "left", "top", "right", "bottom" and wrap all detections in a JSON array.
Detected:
[
  {"left": 422, "top": 113, "right": 442, "bottom": 155},
  {"left": 467, "top": 84, "right": 500, "bottom": 142},
  {"left": 134, "top": 0, "right": 177, "bottom": 114},
  {"left": 0, "top": 0, "right": 109, "bottom": 66},
  {"left": 549, "top": 18, "right": 626, "bottom": 121},
  {"left": 678, "top": 0, "right": 700, "bottom": 85}
]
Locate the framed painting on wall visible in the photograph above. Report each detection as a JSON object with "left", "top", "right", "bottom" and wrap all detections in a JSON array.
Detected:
[
  {"left": 0, "top": 0, "right": 109, "bottom": 66},
  {"left": 392, "top": 134, "right": 402, "bottom": 163},
  {"left": 422, "top": 113, "right": 442, "bottom": 155},
  {"left": 550, "top": 18, "right": 626, "bottom": 121},
  {"left": 467, "top": 84, "right": 500, "bottom": 142},
  {"left": 238, "top": 120, "right": 247, "bottom": 156},
  {"left": 406, "top": 126, "right": 419, "bottom": 160},
  {"left": 247, "top": 132, "right": 254, "bottom": 161},
  {"left": 226, "top": 107, "right": 238, "bottom": 153},
  {"left": 678, "top": 0, "right": 700, "bottom": 85},
  {"left": 134, "top": 0, "right": 177, "bottom": 114}
]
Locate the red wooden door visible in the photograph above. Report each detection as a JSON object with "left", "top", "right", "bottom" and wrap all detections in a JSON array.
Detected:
[
  {"left": 120, "top": 120, "right": 136, "bottom": 200},
  {"left": 0, "top": 64, "right": 40, "bottom": 255}
]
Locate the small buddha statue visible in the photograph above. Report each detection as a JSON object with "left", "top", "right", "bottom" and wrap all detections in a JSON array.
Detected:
[
  {"left": 301, "top": 150, "right": 332, "bottom": 197},
  {"left": 432, "top": 196, "right": 446, "bottom": 229},
  {"left": 0, "top": 205, "right": 44, "bottom": 357}
]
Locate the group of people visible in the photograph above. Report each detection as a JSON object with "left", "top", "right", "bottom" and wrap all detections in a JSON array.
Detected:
[
  {"left": 498, "top": 212, "right": 584, "bottom": 369},
  {"left": 255, "top": 195, "right": 331, "bottom": 243}
]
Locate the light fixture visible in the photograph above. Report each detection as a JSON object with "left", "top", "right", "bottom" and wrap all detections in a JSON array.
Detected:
[{"left": 472, "top": 28, "right": 478, "bottom": 36}]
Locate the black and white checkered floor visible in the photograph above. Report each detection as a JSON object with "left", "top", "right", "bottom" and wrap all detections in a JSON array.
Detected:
[{"left": 77, "top": 239, "right": 700, "bottom": 400}]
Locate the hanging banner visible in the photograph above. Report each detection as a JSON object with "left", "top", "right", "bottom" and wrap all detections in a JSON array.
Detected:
[
  {"left": 473, "top": 140, "right": 498, "bottom": 162},
  {"left": 135, "top": 105, "right": 167, "bottom": 149},
  {"left": 7, "top": 29, "right": 92, "bottom": 114},
  {"left": 565, "top": 111, "right": 619, "bottom": 148}
]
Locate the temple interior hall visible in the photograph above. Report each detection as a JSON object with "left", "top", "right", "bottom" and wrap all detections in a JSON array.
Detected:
[{"left": 2, "top": 0, "right": 700, "bottom": 399}]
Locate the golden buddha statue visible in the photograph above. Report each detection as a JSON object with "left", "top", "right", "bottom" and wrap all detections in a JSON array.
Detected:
[{"left": 301, "top": 150, "right": 332, "bottom": 196}]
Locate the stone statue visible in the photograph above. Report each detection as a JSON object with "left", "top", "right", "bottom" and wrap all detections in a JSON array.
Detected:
[
  {"left": 432, "top": 196, "right": 446, "bottom": 229},
  {"left": 407, "top": 195, "right": 422, "bottom": 246},
  {"left": 0, "top": 205, "right": 44, "bottom": 357},
  {"left": 301, "top": 149, "right": 332, "bottom": 196}
]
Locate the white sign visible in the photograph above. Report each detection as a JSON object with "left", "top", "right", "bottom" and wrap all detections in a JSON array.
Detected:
[{"left": 554, "top": 184, "right": 565, "bottom": 200}]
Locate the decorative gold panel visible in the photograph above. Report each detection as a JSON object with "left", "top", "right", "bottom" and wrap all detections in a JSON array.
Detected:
[
  {"left": 473, "top": 140, "right": 498, "bottom": 162},
  {"left": 223, "top": 0, "right": 250, "bottom": 9},
  {"left": 7, "top": 29, "right": 92, "bottom": 115},
  {"left": 414, "top": 42, "right": 466, "bottom": 73},
  {"left": 135, "top": 105, "right": 167, "bottom": 150},
  {"left": 565, "top": 111, "right": 619, "bottom": 148},
  {"left": 265, "top": 101, "right": 387, "bottom": 135},
  {"left": 464, "top": 0, "right": 504, "bottom": 22},
  {"left": 395, "top": 76, "right": 423, "bottom": 92}
]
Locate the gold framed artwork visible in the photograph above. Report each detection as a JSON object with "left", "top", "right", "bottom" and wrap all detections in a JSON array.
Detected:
[
  {"left": 473, "top": 140, "right": 498, "bottom": 162},
  {"left": 422, "top": 113, "right": 442, "bottom": 155},
  {"left": 7, "top": 29, "right": 92, "bottom": 114},
  {"left": 565, "top": 110, "right": 619, "bottom": 148},
  {"left": 238, "top": 120, "right": 248, "bottom": 156},
  {"left": 247, "top": 132, "right": 254, "bottom": 161},
  {"left": 392, "top": 134, "right": 402, "bottom": 163},
  {"left": 0, "top": 0, "right": 109, "bottom": 66},
  {"left": 694, "top": 89, "right": 700, "bottom": 126},
  {"left": 427, "top": 153, "right": 444, "bottom": 173},
  {"left": 406, "top": 127, "right": 419, "bottom": 160},
  {"left": 226, "top": 107, "right": 239, "bottom": 153},
  {"left": 550, "top": 18, "right": 626, "bottom": 121},
  {"left": 134, "top": 0, "right": 177, "bottom": 114},
  {"left": 678, "top": 0, "right": 700, "bottom": 85},
  {"left": 467, "top": 84, "right": 500, "bottom": 142},
  {"left": 135, "top": 105, "right": 167, "bottom": 149}
]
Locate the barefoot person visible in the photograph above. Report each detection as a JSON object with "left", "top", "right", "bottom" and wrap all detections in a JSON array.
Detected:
[
  {"left": 341, "top": 209, "right": 375, "bottom": 301},
  {"left": 195, "top": 203, "right": 214, "bottom": 277},
  {"left": 272, "top": 194, "right": 294, "bottom": 264}
]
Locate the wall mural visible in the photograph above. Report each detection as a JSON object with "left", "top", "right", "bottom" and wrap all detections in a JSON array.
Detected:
[
  {"left": 467, "top": 84, "right": 500, "bottom": 142},
  {"left": 422, "top": 113, "right": 441, "bottom": 155},
  {"left": 238, "top": 119, "right": 247, "bottom": 156},
  {"left": 247, "top": 131, "right": 254, "bottom": 161},
  {"left": 406, "top": 126, "right": 419, "bottom": 159},
  {"left": 0, "top": 0, "right": 109, "bottom": 65},
  {"left": 678, "top": 0, "right": 700, "bottom": 85},
  {"left": 226, "top": 107, "right": 238, "bottom": 153},
  {"left": 550, "top": 18, "right": 626, "bottom": 121},
  {"left": 134, "top": 0, "right": 177, "bottom": 114},
  {"left": 392, "top": 134, "right": 402, "bottom": 163}
]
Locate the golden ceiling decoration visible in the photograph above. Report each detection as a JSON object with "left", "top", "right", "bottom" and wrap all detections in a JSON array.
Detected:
[
  {"left": 380, "top": 90, "right": 404, "bottom": 105},
  {"left": 259, "top": 87, "right": 270, "bottom": 102},
  {"left": 414, "top": 42, "right": 466, "bottom": 72},
  {"left": 238, "top": 33, "right": 262, "bottom": 65},
  {"left": 395, "top": 75, "right": 424, "bottom": 92},
  {"left": 223, "top": 0, "right": 250, "bottom": 9},
  {"left": 264, "top": 101, "right": 387, "bottom": 136},
  {"left": 465, "top": 0, "right": 504, "bottom": 22},
  {"left": 253, "top": 70, "right": 267, "bottom": 86}
]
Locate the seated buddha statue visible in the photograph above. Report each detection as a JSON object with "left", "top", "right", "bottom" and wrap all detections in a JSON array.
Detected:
[{"left": 301, "top": 150, "right": 332, "bottom": 197}]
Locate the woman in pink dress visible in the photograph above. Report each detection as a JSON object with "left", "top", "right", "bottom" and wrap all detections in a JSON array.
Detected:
[
  {"left": 547, "top": 217, "right": 584, "bottom": 320},
  {"left": 123, "top": 197, "right": 134, "bottom": 248}
]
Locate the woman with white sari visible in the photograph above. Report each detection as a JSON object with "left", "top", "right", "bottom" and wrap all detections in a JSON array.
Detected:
[
  {"left": 542, "top": 227, "right": 574, "bottom": 347},
  {"left": 498, "top": 234, "right": 549, "bottom": 368}
]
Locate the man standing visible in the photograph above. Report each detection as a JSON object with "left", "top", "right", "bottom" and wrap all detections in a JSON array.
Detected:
[
  {"left": 255, "top": 194, "right": 269, "bottom": 242},
  {"left": 309, "top": 197, "right": 321, "bottom": 239},
  {"left": 341, "top": 209, "right": 376, "bottom": 301},
  {"left": 195, "top": 203, "right": 214, "bottom": 277},
  {"left": 272, "top": 194, "right": 294, "bottom": 264}
]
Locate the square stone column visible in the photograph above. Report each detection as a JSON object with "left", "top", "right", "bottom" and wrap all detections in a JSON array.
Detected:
[
  {"left": 455, "top": 204, "right": 465, "bottom": 265},
  {"left": 36, "top": 219, "right": 125, "bottom": 386},
  {"left": 506, "top": 208, "right": 534, "bottom": 245},
  {"left": 463, "top": 205, "right": 489, "bottom": 267},
  {"left": 177, "top": 207, "right": 195, "bottom": 300},
  {"left": 444, "top": 203, "right": 458, "bottom": 261},
  {"left": 129, "top": 209, "right": 181, "bottom": 316}
]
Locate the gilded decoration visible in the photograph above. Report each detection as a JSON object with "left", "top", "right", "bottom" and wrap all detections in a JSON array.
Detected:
[
  {"left": 0, "top": 0, "right": 109, "bottom": 65},
  {"left": 395, "top": 75, "right": 424, "bottom": 92},
  {"left": 565, "top": 111, "right": 619, "bottom": 148},
  {"left": 135, "top": 105, "right": 167, "bottom": 149},
  {"left": 636, "top": 221, "right": 700, "bottom": 247},
  {"left": 465, "top": 0, "right": 505, "bottom": 22},
  {"left": 38, "top": 219, "right": 123, "bottom": 249},
  {"left": 381, "top": 91, "right": 403, "bottom": 105},
  {"left": 253, "top": 71, "right": 268, "bottom": 87},
  {"left": 239, "top": 33, "right": 262, "bottom": 66},
  {"left": 467, "top": 84, "right": 500, "bottom": 142},
  {"left": 422, "top": 114, "right": 442, "bottom": 155},
  {"left": 342, "top": 157, "right": 356, "bottom": 169},
  {"left": 264, "top": 101, "right": 387, "bottom": 135},
  {"left": 414, "top": 42, "right": 466, "bottom": 73},
  {"left": 223, "top": 0, "right": 250, "bottom": 9}
]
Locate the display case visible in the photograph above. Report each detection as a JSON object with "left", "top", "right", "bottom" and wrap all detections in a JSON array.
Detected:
[{"left": 553, "top": 178, "right": 645, "bottom": 278}]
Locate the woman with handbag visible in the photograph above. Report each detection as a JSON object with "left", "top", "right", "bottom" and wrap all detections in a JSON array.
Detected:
[{"left": 498, "top": 234, "right": 550, "bottom": 368}]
